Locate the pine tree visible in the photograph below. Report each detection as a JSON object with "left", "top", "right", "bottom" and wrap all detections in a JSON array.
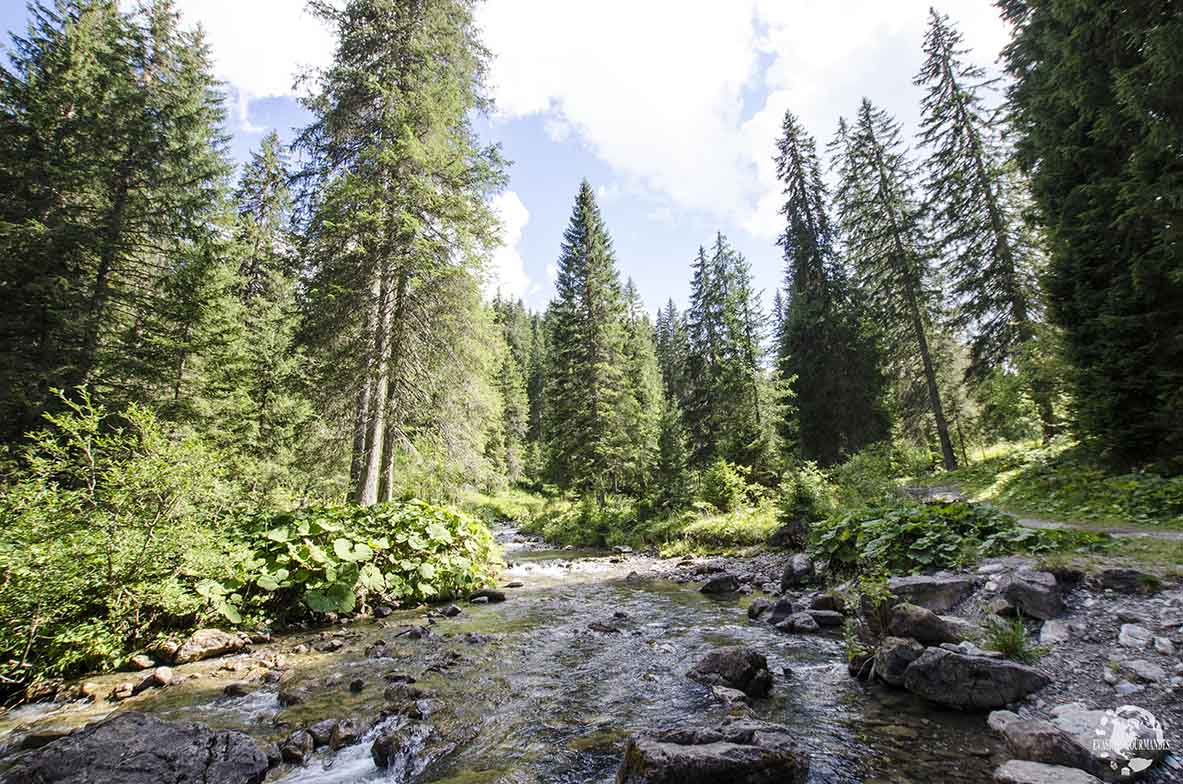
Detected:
[
  {"left": 619, "top": 280, "right": 662, "bottom": 494},
  {"left": 653, "top": 397, "right": 693, "bottom": 511},
  {"left": 543, "top": 181, "right": 630, "bottom": 499},
  {"left": 999, "top": 0, "right": 1183, "bottom": 470},
  {"left": 491, "top": 295, "right": 530, "bottom": 484},
  {"left": 297, "top": 0, "right": 506, "bottom": 503},
  {"left": 833, "top": 100, "right": 958, "bottom": 470},
  {"left": 773, "top": 109, "right": 889, "bottom": 466},
  {"left": 916, "top": 9, "right": 1056, "bottom": 437},
  {"left": 654, "top": 298, "right": 691, "bottom": 418}
]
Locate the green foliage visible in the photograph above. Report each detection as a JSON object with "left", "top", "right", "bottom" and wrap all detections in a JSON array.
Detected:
[
  {"left": 823, "top": 442, "right": 928, "bottom": 510},
  {"left": 461, "top": 488, "right": 549, "bottom": 527},
  {"left": 700, "top": 458, "right": 760, "bottom": 513},
  {"left": 982, "top": 615, "right": 1048, "bottom": 665},
  {"left": 0, "top": 391, "right": 227, "bottom": 693},
  {"left": 778, "top": 461, "right": 837, "bottom": 526},
  {"left": 809, "top": 500, "right": 1109, "bottom": 575},
  {"left": 521, "top": 495, "right": 639, "bottom": 549},
  {"left": 653, "top": 503, "right": 779, "bottom": 557}
]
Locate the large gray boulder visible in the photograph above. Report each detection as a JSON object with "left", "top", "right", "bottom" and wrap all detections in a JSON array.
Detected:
[
  {"left": 1000, "top": 571, "right": 1063, "bottom": 620},
  {"left": 1048, "top": 702, "right": 1168, "bottom": 781},
  {"left": 616, "top": 721, "right": 808, "bottom": 784},
  {"left": 874, "top": 637, "right": 924, "bottom": 687},
  {"left": 886, "top": 602, "right": 966, "bottom": 645},
  {"left": 764, "top": 597, "right": 797, "bottom": 626},
  {"left": 902, "top": 648, "right": 1050, "bottom": 710},
  {"left": 0, "top": 712, "right": 268, "bottom": 784},
  {"left": 994, "top": 760, "right": 1102, "bottom": 784},
  {"left": 779, "top": 554, "right": 814, "bottom": 591},
  {"left": 887, "top": 574, "right": 975, "bottom": 612},
  {"left": 700, "top": 574, "right": 741, "bottom": 594},
  {"left": 995, "top": 717, "right": 1095, "bottom": 773},
  {"left": 687, "top": 647, "right": 773, "bottom": 698},
  {"left": 172, "top": 628, "right": 248, "bottom": 665}
]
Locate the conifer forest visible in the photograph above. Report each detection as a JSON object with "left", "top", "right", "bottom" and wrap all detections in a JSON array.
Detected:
[{"left": 1, "top": 3, "right": 1181, "bottom": 783}]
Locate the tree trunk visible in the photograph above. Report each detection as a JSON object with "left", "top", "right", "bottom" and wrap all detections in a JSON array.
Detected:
[
  {"left": 379, "top": 267, "right": 411, "bottom": 503},
  {"left": 905, "top": 284, "right": 958, "bottom": 470},
  {"left": 353, "top": 264, "right": 392, "bottom": 506},
  {"left": 77, "top": 173, "right": 130, "bottom": 386}
]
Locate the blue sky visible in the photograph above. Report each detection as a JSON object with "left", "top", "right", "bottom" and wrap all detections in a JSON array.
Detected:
[{"left": 0, "top": 1, "right": 1011, "bottom": 316}]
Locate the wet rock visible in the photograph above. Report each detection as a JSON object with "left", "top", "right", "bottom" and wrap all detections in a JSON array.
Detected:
[
  {"left": 1154, "top": 637, "right": 1175, "bottom": 656},
  {"left": 774, "top": 612, "right": 820, "bottom": 634},
  {"left": 805, "top": 610, "right": 844, "bottom": 627},
  {"left": 350, "top": 678, "right": 366, "bottom": 693},
  {"left": 999, "top": 571, "right": 1063, "bottom": 621},
  {"left": 374, "top": 605, "right": 396, "bottom": 618},
  {"left": 280, "top": 729, "right": 314, "bottom": 764},
  {"left": 261, "top": 742, "right": 282, "bottom": 768},
  {"left": 874, "top": 637, "right": 925, "bottom": 687},
  {"left": 307, "top": 719, "right": 338, "bottom": 748},
  {"left": 1039, "top": 620, "right": 1071, "bottom": 645},
  {"left": 394, "top": 625, "right": 433, "bottom": 640},
  {"left": 329, "top": 719, "right": 362, "bottom": 750},
  {"left": 278, "top": 685, "right": 308, "bottom": 706},
  {"left": 588, "top": 621, "right": 622, "bottom": 634},
  {"left": 993, "top": 760, "right": 1102, "bottom": 784},
  {"left": 110, "top": 681, "right": 136, "bottom": 701},
  {"left": 469, "top": 588, "right": 506, "bottom": 603},
  {"left": 765, "top": 597, "right": 797, "bottom": 626},
  {"left": 808, "top": 593, "right": 846, "bottom": 614},
  {"left": 366, "top": 640, "right": 391, "bottom": 658},
  {"left": 0, "top": 711, "right": 268, "bottom": 784},
  {"left": 1095, "top": 568, "right": 1161, "bottom": 595},
  {"left": 700, "top": 573, "right": 741, "bottom": 594},
  {"left": 887, "top": 602, "right": 965, "bottom": 645},
  {"left": 847, "top": 652, "right": 874, "bottom": 680},
  {"left": 1048, "top": 702, "right": 1168, "bottom": 778},
  {"left": 504, "top": 581, "right": 525, "bottom": 588},
  {"left": 1117, "top": 624, "right": 1153, "bottom": 649},
  {"left": 442, "top": 604, "right": 463, "bottom": 617},
  {"left": 687, "top": 646, "right": 773, "bottom": 698},
  {"left": 131, "top": 666, "right": 174, "bottom": 695},
  {"left": 711, "top": 685, "right": 750, "bottom": 706},
  {"left": 747, "top": 598, "right": 772, "bottom": 620},
  {"left": 223, "top": 681, "right": 251, "bottom": 698},
  {"left": 79, "top": 682, "right": 102, "bottom": 701},
  {"left": 173, "top": 628, "right": 248, "bottom": 665},
  {"left": 887, "top": 574, "right": 975, "bottom": 612},
  {"left": 385, "top": 682, "right": 430, "bottom": 703},
  {"left": 616, "top": 721, "right": 809, "bottom": 784},
  {"left": 128, "top": 653, "right": 155, "bottom": 671},
  {"left": 779, "top": 554, "right": 814, "bottom": 591},
  {"left": 995, "top": 717, "right": 1095, "bottom": 773},
  {"left": 902, "top": 648, "right": 1051, "bottom": 710},
  {"left": 314, "top": 638, "right": 345, "bottom": 653},
  {"left": 371, "top": 722, "right": 432, "bottom": 769}
]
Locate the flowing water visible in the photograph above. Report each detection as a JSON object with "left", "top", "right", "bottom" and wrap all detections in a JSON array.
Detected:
[{"left": 1, "top": 529, "right": 1012, "bottom": 783}]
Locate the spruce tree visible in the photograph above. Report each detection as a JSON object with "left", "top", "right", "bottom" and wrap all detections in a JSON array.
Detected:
[
  {"left": 773, "top": 109, "right": 889, "bottom": 466},
  {"left": 916, "top": 9, "right": 1055, "bottom": 437},
  {"left": 653, "top": 397, "right": 693, "bottom": 511},
  {"left": 543, "top": 181, "right": 630, "bottom": 499},
  {"left": 833, "top": 100, "right": 958, "bottom": 470},
  {"left": 619, "top": 280, "right": 662, "bottom": 494},
  {"left": 999, "top": 0, "right": 1183, "bottom": 470}
]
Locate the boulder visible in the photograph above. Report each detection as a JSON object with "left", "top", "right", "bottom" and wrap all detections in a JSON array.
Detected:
[
  {"left": 371, "top": 722, "right": 431, "bottom": 769},
  {"left": 1048, "top": 702, "right": 1169, "bottom": 780},
  {"left": 1117, "top": 624, "right": 1153, "bottom": 650},
  {"left": 805, "top": 610, "right": 844, "bottom": 628},
  {"left": 616, "top": 721, "right": 808, "bottom": 784},
  {"left": 874, "top": 637, "right": 924, "bottom": 687},
  {"left": 774, "top": 612, "right": 820, "bottom": 634},
  {"left": 808, "top": 593, "right": 846, "bottom": 614},
  {"left": 0, "top": 712, "right": 268, "bottom": 784},
  {"left": 1095, "top": 568, "right": 1161, "bottom": 595},
  {"left": 280, "top": 729, "right": 314, "bottom": 764},
  {"left": 994, "top": 760, "right": 1102, "bottom": 784},
  {"left": 996, "top": 717, "right": 1095, "bottom": 772},
  {"left": 886, "top": 602, "right": 965, "bottom": 645},
  {"left": 902, "top": 648, "right": 1051, "bottom": 710},
  {"left": 128, "top": 653, "right": 155, "bottom": 671},
  {"left": 1000, "top": 572, "right": 1063, "bottom": 621},
  {"left": 1039, "top": 620, "right": 1071, "bottom": 645},
  {"left": 765, "top": 597, "right": 797, "bottom": 626},
  {"left": 173, "top": 629, "right": 248, "bottom": 665},
  {"left": 700, "top": 574, "right": 741, "bottom": 594},
  {"left": 887, "top": 574, "right": 975, "bottom": 612},
  {"left": 687, "top": 646, "right": 773, "bottom": 698},
  {"left": 779, "top": 554, "right": 814, "bottom": 591},
  {"left": 329, "top": 719, "right": 362, "bottom": 750},
  {"left": 468, "top": 588, "right": 506, "bottom": 603},
  {"left": 746, "top": 598, "right": 772, "bottom": 620}
]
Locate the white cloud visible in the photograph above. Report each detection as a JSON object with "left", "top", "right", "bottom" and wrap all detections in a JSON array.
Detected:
[
  {"left": 486, "top": 190, "right": 532, "bottom": 300},
  {"left": 545, "top": 263, "right": 559, "bottom": 283}
]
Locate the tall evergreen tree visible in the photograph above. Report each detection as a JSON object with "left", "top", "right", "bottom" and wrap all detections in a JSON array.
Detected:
[
  {"left": 833, "top": 100, "right": 958, "bottom": 470},
  {"left": 773, "top": 109, "right": 888, "bottom": 466},
  {"left": 999, "top": 0, "right": 1183, "bottom": 470},
  {"left": 916, "top": 9, "right": 1056, "bottom": 437},
  {"left": 654, "top": 298, "right": 690, "bottom": 410},
  {"left": 543, "top": 181, "right": 630, "bottom": 499},
  {"left": 491, "top": 295, "right": 530, "bottom": 483},
  {"left": 297, "top": 0, "right": 506, "bottom": 504},
  {"left": 619, "top": 280, "right": 662, "bottom": 494}
]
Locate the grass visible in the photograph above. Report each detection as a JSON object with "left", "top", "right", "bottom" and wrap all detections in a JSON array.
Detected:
[
  {"left": 982, "top": 615, "right": 1049, "bottom": 664},
  {"left": 916, "top": 438, "right": 1183, "bottom": 531}
]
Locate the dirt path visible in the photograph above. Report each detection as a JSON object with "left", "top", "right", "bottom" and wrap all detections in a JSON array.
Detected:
[{"left": 907, "top": 484, "right": 1183, "bottom": 542}]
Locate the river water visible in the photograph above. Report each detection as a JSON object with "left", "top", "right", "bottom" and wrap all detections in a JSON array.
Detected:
[{"left": 1, "top": 528, "right": 1011, "bottom": 783}]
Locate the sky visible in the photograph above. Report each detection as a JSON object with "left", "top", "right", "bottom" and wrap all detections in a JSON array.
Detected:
[{"left": 0, "top": 1, "right": 1013, "bottom": 315}]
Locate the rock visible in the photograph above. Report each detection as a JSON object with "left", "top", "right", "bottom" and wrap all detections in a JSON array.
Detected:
[
  {"left": 371, "top": 722, "right": 431, "bottom": 769},
  {"left": 747, "top": 598, "right": 772, "bottom": 620},
  {"left": 765, "top": 597, "right": 797, "bottom": 626},
  {"left": 616, "top": 723, "right": 808, "bottom": 784},
  {"left": 0, "top": 712, "right": 268, "bottom": 784},
  {"left": 711, "top": 685, "right": 750, "bottom": 706},
  {"left": 988, "top": 710, "right": 1021, "bottom": 734},
  {"left": 1117, "top": 624, "right": 1153, "bottom": 649},
  {"left": 374, "top": 605, "right": 395, "bottom": 618},
  {"left": 887, "top": 602, "right": 965, "bottom": 645},
  {"left": 329, "top": 719, "right": 361, "bottom": 750},
  {"left": 504, "top": 581, "right": 525, "bottom": 588},
  {"left": 1153, "top": 637, "right": 1175, "bottom": 656},
  {"left": 223, "top": 681, "right": 251, "bottom": 697},
  {"left": 1049, "top": 702, "right": 1168, "bottom": 778},
  {"left": 1095, "top": 568, "right": 1161, "bottom": 595},
  {"left": 779, "top": 554, "right": 814, "bottom": 591},
  {"left": 278, "top": 685, "right": 308, "bottom": 706},
  {"left": 128, "top": 653, "right": 155, "bottom": 671},
  {"left": 987, "top": 597, "right": 1017, "bottom": 617},
  {"left": 613, "top": 545, "right": 634, "bottom": 554},
  {"left": 848, "top": 651, "right": 873, "bottom": 680},
  {"left": 805, "top": 610, "right": 844, "bottom": 627},
  {"left": 808, "top": 593, "right": 846, "bottom": 614},
  {"left": 1000, "top": 571, "right": 1063, "bottom": 621},
  {"left": 132, "top": 666, "right": 174, "bottom": 695},
  {"left": 902, "top": 648, "right": 1051, "bottom": 710},
  {"left": 887, "top": 574, "right": 975, "bottom": 612},
  {"left": 993, "top": 760, "right": 1102, "bottom": 784},
  {"left": 700, "top": 574, "right": 741, "bottom": 594},
  {"left": 280, "top": 729, "right": 314, "bottom": 764},
  {"left": 314, "top": 638, "right": 345, "bottom": 653},
  {"left": 350, "top": 678, "right": 366, "bottom": 693},
  {"left": 996, "top": 717, "right": 1095, "bottom": 773},
  {"left": 110, "top": 682, "right": 136, "bottom": 701},
  {"left": 442, "top": 604, "right": 463, "bottom": 617},
  {"left": 1118, "top": 659, "right": 1168, "bottom": 683},
  {"left": 874, "top": 637, "right": 924, "bottom": 687},
  {"left": 1039, "top": 620, "right": 1071, "bottom": 645},
  {"left": 1114, "top": 680, "right": 1144, "bottom": 697},
  {"left": 79, "top": 682, "right": 103, "bottom": 701},
  {"left": 687, "top": 646, "right": 774, "bottom": 698},
  {"left": 947, "top": 641, "right": 1003, "bottom": 659},
  {"left": 774, "top": 612, "right": 820, "bottom": 634},
  {"left": 173, "top": 629, "right": 247, "bottom": 665},
  {"left": 468, "top": 588, "right": 506, "bottom": 603}
]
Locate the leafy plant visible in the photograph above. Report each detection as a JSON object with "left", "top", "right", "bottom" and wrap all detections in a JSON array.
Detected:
[
  {"left": 982, "top": 615, "right": 1048, "bottom": 664},
  {"left": 700, "top": 458, "right": 759, "bottom": 513}
]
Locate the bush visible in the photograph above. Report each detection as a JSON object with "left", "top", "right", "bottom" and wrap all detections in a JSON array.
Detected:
[
  {"left": 657, "top": 503, "right": 779, "bottom": 556},
  {"left": 0, "top": 391, "right": 228, "bottom": 695},
  {"left": 824, "top": 442, "right": 927, "bottom": 510},
  {"left": 700, "top": 458, "right": 759, "bottom": 512},
  {"left": 774, "top": 462, "right": 837, "bottom": 548},
  {"left": 205, "top": 500, "right": 499, "bottom": 623},
  {"left": 521, "top": 495, "right": 639, "bottom": 548},
  {"left": 809, "top": 500, "right": 1110, "bottom": 575},
  {"left": 982, "top": 615, "right": 1048, "bottom": 664}
]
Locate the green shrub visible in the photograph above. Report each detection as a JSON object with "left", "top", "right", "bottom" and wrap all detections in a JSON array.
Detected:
[
  {"left": 982, "top": 615, "right": 1048, "bottom": 664},
  {"left": 0, "top": 391, "right": 228, "bottom": 695},
  {"left": 520, "top": 495, "right": 639, "bottom": 548},
  {"left": 700, "top": 458, "right": 759, "bottom": 512},
  {"left": 461, "top": 487, "right": 549, "bottom": 527},
  {"left": 809, "top": 500, "right": 1110, "bottom": 575},
  {"left": 208, "top": 500, "right": 500, "bottom": 622},
  {"left": 659, "top": 503, "right": 779, "bottom": 556},
  {"left": 774, "top": 462, "right": 837, "bottom": 547},
  {"left": 824, "top": 442, "right": 924, "bottom": 509}
]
